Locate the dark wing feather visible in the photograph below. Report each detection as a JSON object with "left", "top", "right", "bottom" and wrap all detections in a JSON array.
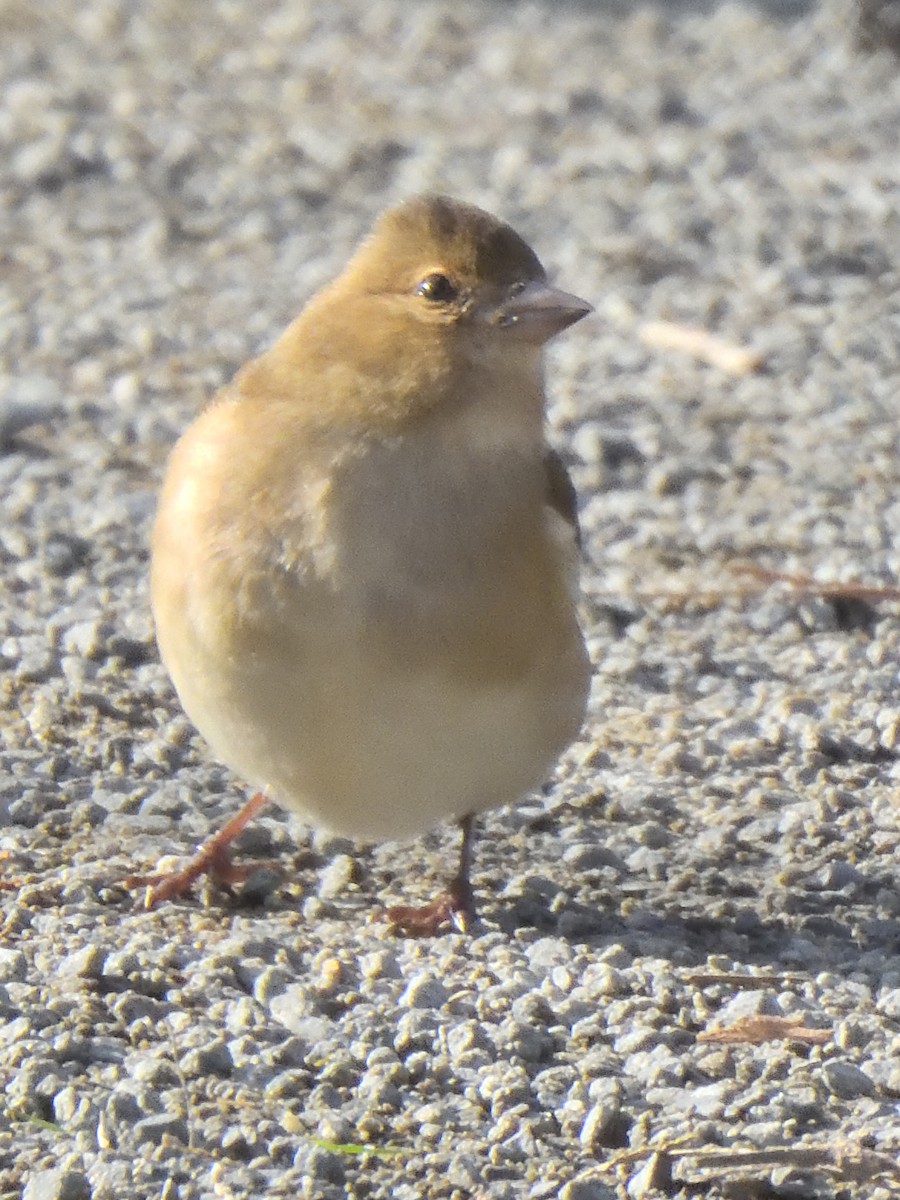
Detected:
[{"left": 544, "top": 448, "right": 581, "bottom": 551}]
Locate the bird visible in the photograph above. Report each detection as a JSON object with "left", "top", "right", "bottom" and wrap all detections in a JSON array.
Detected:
[{"left": 135, "top": 194, "right": 592, "bottom": 934}]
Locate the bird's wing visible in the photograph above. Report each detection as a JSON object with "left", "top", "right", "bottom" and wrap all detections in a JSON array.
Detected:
[{"left": 543, "top": 447, "right": 581, "bottom": 551}]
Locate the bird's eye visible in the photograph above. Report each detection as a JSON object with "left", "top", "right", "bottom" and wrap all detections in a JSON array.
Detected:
[{"left": 414, "top": 273, "right": 459, "bottom": 303}]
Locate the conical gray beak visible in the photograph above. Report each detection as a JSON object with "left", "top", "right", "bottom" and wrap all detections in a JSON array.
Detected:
[{"left": 490, "top": 281, "right": 593, "bottom": 344}]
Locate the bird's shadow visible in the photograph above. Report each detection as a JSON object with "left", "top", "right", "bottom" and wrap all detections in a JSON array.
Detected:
[{"left": 495, "top": 892, "right": 900, "bottom": 969}]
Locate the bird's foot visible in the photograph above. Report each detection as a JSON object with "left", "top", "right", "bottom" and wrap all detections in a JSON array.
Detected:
[
  {"left": 383, "top": 874, "right": 476, "bottom": 936},
  {"left": 123, "top": 791, "right": 273, "bottom": 908}
]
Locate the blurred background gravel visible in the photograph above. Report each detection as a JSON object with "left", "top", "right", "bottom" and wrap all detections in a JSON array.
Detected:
[{"left": 3, "top": 1, "right": 900, "bottom": 1197}]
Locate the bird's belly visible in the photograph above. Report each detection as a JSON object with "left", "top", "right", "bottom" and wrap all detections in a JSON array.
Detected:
[{"left": 166, "top": 612, "right": 589, "bottom": 842}]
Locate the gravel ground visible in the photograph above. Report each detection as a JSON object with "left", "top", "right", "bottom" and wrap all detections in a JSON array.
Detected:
[{"left": 3, "top": 1, "right": 900, "bottom": 1197}]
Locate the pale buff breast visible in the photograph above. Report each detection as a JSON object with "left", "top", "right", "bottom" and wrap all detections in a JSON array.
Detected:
[
  {"left": 155, "top": 537, "right": 589, "bottom": 841},
  {"left": 151, "top": 391, "right": 589, "bottom": 841}
]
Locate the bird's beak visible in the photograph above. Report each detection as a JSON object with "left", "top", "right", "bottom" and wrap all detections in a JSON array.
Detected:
[{"left": 487, "top": 281, "right": 594, "bottom": 344}]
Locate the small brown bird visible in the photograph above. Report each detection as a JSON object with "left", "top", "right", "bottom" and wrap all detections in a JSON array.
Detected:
[{"left": 140, "top": 195, "right": 592, "bottom": 933}]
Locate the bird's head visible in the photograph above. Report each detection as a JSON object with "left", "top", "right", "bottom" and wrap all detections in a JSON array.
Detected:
[
  {"left": 246, "top": 196, "right": 591, "bottom": 430},
  {"left": 343, "top": 194, "right": 593, "bottom": 359}
]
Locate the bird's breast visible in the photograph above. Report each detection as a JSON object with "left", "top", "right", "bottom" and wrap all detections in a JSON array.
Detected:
[{"left": 151, "top": 396, "right": 589, "bottom": 838}]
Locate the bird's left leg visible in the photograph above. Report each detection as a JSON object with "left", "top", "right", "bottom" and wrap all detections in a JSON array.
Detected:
[{"left": 384, "top": 813, "right": 477, "bottom": 935}]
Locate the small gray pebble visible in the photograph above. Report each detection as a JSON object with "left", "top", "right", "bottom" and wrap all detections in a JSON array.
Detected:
[
  {"left": 559, "top": 1172, "right": 617, "bottom": 1200},
  {"left": 743, "top": 1119, "right": 790, "bottom": 1145},
  {"left": 662, "top": 1081, "right": 730, "bottom": 1117},
  {"left": 22, "top": 1169, "right": 90, "bottom": 1200},
  {"left": 859, "top": 1058, "right": 900, "bottom": 1092},
  {"left": 133, "top": 1113, "right": 190, "bottom": 1147},
  {"left": 179, "top": 1039, "right": 234, "bottom": 1077},
  {"left": 358, "top": 949, "right": 401, "bottom": 980},
  {"left": 525, "top": 938, "right": 569, "bottom": 969},
  {"left": 626, "top": 1153, "right": 673, "bottom": 1199},
  {"left": 635, "top": 821, "right": 670, "bottom": 849},
  {"left": 822, "top": 1060, "right": 877, "bottom": 1100},
  {"left": 310, "top": 831, "right": 355, "bottom": 857},
  {"left": 55, "top": 1034, "right": 125, "bottom": 1066},
  {"left": 295, "top": 1144, "right": 346, "bottom": 1184},
  {"left": 316, "top": 1115, "right": 353, "bottom": 1144},
  {"left": 877, "top": 989, "right": 900, "bottom": 1019},
  {"left": 58, "top": 945, "right": 104, "bottom": 979},
  {"left": 835, "top": 1019, "right": 868, "bottom": 1050},
  {"left": 581, "top": 964, "right": 626, "bottom": 1000},
  {"left": 52, "top": 1087, "right": 97, "bottom": 1128},
  {"left": 264, "top": 1069, "right": 314, "bottom": 1100},
  {"left": 445, "top": 1154, "right": 481, "bottom": 1190},
  {"left": 398, "top": 973, "right": 448, "bottom": 1009},
  {"left": 445, "top": 1021, "right": 494, "bottom": 1059},
  {"left": 714, "top": 990, "right": 781, "bottom": 1023},
  {"left": 220, "top": 1127, "right": 256, "bottom": 1160},
  {"left": 598, "top": 944, "right": 632, "bottom": 968},
  {"left": 253, "top": 965, "right": 293, "bottom": 1004},
  {"left": 0, "top": 396, "right": 61, "bottom": 450},
  {"left": 89, "top": 1162, "right": 142, "bottom": 1200},
  {"left": 317, "top": 853, "right": 357, "bottom": 899},
  {"left": 102, "top": 950, "right": 140, "bottom": 976},
  {"left": 0, "top": 949, "right": 28, "bottom": 981},
  {"left": 61, "top": 621, "right": 105, "bottom": 658},
  {"left": 105, "top": 1088, "right": 145, "bottom": 1124},
  {"left": 562, "top": 842, "right": 624, "bottom": 871},
  {"left": 357, "top": 1067, "right": 401, "bottom": 1107},
  {"left": 613, "top": 1027, "right": 657, "bottom": 1056},
  {"left": 128, "top": 1057, "right": 181, "bottom": 1089},
  {"left": 625, "top": 846, "right": 666, "bottom": 876},
  {"left": 238, "top": 865, "right": 283, "bottom": 903},
  {"left": 580, "top": 1099, "right": 622, "bottom": 1150},
  {"left": 815, "top": 860, "right": 864, "bottom": 890},
  {"left": 494, "top": 1017, "right": 550, "bottom": 1062}
]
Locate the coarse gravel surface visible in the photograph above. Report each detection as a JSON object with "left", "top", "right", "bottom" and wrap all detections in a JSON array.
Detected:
[{"left": 3, "top": 1, "right": 900, "bottom": 1198}]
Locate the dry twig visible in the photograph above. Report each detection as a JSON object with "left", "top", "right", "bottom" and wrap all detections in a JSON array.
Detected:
[
  {"left": 698, "top": 1013, "right": 831, "bottom": 1046},
  {"left": 639, "top": 320, "right": 763, "bottom": 375},
  {"left": 730, "top": 560, "right": 900, "bottom": 602}
]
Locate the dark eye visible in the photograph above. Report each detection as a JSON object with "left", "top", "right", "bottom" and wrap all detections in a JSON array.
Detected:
[{"left": 414, "top": 273, "right": 458, "bottom": 303}]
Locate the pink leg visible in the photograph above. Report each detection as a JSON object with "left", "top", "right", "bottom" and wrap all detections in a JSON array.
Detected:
[
  {"left": 124, "top": 791, "right": 272, "bottom": 907},
  {"left": 384, "top": 814, "right": 477, "bottom": 936}
]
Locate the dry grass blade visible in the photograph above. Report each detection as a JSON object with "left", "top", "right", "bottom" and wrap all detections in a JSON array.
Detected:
[
  {"left": 730, "top": 561, "right": 900, "bottom": 601},
  {"left": 682, "top": 1141, "right": 900, "bottom": 1186},
  {"left": 639, "top": 320, "right": 764, "bottom": 375},
  {"left": 598, "top": 1138, "right": 900, "bottom": 1189},
  {"left": 698, "top": 1014, "right": 831, "bottom": 1045},
  {"left": 684, "top": 971, "right": 797, "bottom": 988}
]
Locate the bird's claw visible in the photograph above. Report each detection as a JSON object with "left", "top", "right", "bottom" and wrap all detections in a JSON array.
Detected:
[{"left": 382, "top": 876, "right": 476, "bottom": 936}]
